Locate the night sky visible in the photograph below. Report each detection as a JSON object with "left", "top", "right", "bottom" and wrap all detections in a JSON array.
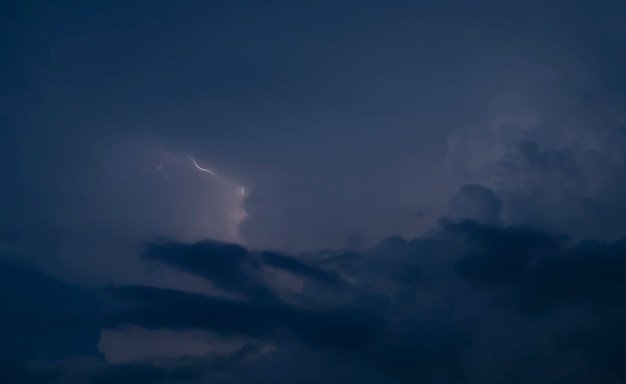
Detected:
[{"left": 2, "top": 1, "right": 626, "bottom": 383}]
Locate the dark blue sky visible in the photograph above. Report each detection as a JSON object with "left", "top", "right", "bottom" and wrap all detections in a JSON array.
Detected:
[{"left": 2, "top": 1, "right": 626, "bottom": 383}]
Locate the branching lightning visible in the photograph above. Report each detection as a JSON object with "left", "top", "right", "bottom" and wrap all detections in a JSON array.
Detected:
[
  {"left": 184, "top": 153, "right": 248, "bottom": 242},
  {"left": 185, "top": 154, "right": 247, "bottom": 197},
  {"left": 186, "top": 155, "right": 215, "bottom": 175}
]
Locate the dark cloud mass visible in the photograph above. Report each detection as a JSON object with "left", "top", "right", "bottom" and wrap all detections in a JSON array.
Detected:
[
  {"left": 0, "top": 261, "right": 102, "bottom": 361},
  {"left": 4, "top": 219, "right": 626, "bottom": 382},
  {"left": 2, "top": 0, "right": 626, "bottom": 383}
]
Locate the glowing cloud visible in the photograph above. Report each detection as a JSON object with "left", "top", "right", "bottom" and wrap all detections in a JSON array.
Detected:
[{"left": 183, "top": 153, "right": 248, "bottom": 244}]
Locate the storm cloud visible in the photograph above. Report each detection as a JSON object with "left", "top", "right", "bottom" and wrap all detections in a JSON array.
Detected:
[
  {"left": 2, "top": 0, "right": 626, "bottom": 383},
  {"left": 5, "top": 212, "right": 626, "bottom": 382}
]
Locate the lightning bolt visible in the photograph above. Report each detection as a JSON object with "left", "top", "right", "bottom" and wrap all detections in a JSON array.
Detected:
[
  {"left": 186, "top": 155, "right": 215, "bottom": 175},
  {"left": 185, "top": 154, "right": 247, "bottom": 198}
]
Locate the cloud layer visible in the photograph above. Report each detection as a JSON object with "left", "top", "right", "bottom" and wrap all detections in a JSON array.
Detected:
[{"left": 4, "top": 191, "right": 626, "bottom": 383}]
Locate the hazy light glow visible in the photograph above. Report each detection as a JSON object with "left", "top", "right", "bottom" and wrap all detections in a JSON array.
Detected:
[
  {"left": 156, "top": 160, "right": 168, "bottom": 178},
  {"left": 184, "top": 152, "right": 248, "bottom": 244}
]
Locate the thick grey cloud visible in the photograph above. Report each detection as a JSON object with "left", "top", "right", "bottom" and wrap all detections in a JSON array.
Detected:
[
  {"left": 446, "top": 92, "right": 626, "bottom": 242},
  {"left": 447, "top": 184, "right": 503, "bottom": 226},
  {"left": 48, "top": 218, "right": 624, "bottom": 381},
  {"left": 3, "top": 205, "right": 626, "bottom": 382}
]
